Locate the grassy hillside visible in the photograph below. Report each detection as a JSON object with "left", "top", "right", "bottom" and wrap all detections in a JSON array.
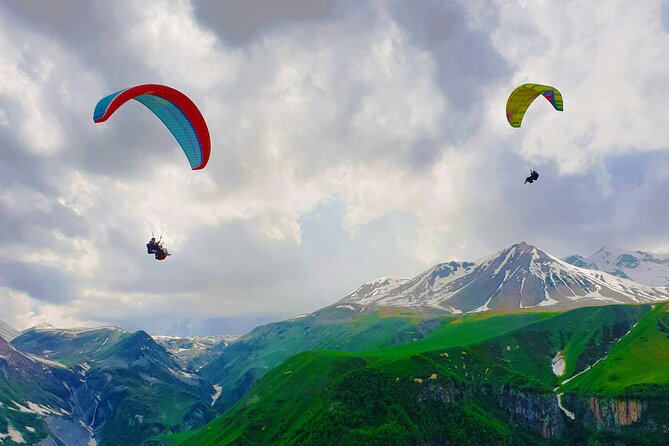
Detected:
[
  {"left": 559, "top": 303, "right": 669, "bottom": 396},
  {"left": 175, "top": 304, "right": 664, "bottom": 446},
  {"left": 200, "top": 306, "right": 553, "bottom": 412},
  {"left": 180, "top": 351, "right": 546, "bottom": 446},
  {"left": 367, "top": 305, "right": 648, "bottom": 390},
  {"left": 12, "top": 326, "right": 129, "bottom": 367}
]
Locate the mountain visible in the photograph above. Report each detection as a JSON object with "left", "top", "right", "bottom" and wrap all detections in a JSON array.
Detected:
[
  {"left": 198, "top": 305, "right": 444, "bottom": 413},
  {"left": 0, "top": 336, "right": 96, "bottom": 445},
  {"left": 339, "top": 276, "right": 411, "bottom": 305},
  {"left": 179, "top": 304, "right": 669, "bottom": 445},
  {"left": 13, "top": 325, "right": 216, "bottom": 446},
  {"left": 0, "top": 319, "right": 19, "bottom": 341},
  {"left": 339, "top": 242, "right": 669, "bottom": 313},
  {"left": 14, "top": 325, "right": 128, "bottom": 365},
  {"left": 199, "top": 242, "right": 669, "bottom": 416},
  {"left": 559, "top": 303, "right": 669, "bottom": 395},
  {"left": 564, "top": 247, "right": 669, "bottom": 287},
  {"left": 153, "top": 335, "right": 239, "bottom": 370}
]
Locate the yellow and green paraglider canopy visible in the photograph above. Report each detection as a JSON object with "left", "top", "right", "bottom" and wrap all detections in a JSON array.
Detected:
[{"left": 506, "top": 83, "right": 563, "bottom": 128}]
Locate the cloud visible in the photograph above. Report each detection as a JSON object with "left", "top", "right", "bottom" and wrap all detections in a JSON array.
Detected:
[
  {"left": 0, "top": 261, "right": 73, "bottom": 304},
  {"left": 473, "top": 0, "right": 669, "bottom": 173},
  {"left": 192, "top": 0, "right": 337, "bottom": 44},
  {"left": 0, "top": 0, "right": 668, "bottom": 334}
]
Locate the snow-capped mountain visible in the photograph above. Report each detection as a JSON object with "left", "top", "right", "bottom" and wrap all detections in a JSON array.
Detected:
[
  {"left": 12, "top": 325, "right": 216, "bottom": 445},
  {"left": 338, "top": 242, "right": 669, "bottom": 313},
  {"left": 0, "top": 336, "right": 95, "bottom": 445},
  {"left": 153, "top": 335, "right": 239, "bottom": 370},
  {"left": 341, "top": 277, "right": 411, "bottom": 305},
  {"left": 0, "top": 319, "right": 19, "bottom": 341},
  {"left": 564, "top": 247, "right": 669, "bottom": 287}
]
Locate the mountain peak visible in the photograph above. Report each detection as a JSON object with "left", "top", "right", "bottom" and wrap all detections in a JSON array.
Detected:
[
  {"left": 512, "top": 241, "right": 532, "bottom": 250},
  {"left": 130, "top": 330, "right": 154, "bottom": 344},
  {"left": 33, "top": 322, "right": 55, "bottom": 330},
  {"left": 103, "top": 329, "right": 179, "bottom": 369},
  {"left": 339, "top": 242, "right": 669, "bottom": 314}
]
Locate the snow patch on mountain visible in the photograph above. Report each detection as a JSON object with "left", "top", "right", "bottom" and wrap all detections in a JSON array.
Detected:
[
  {"left": 212, "top": 384, "right": 222, "bottom": 406},
  {"left": 11, "top": 401, "right": 67, "bottom": 417},
  {"left": 29, "top": 325, "right": 124, "bottom": 335},
  {"left": 0, "top": 424, "right": 25, "bottom": 444},
  {"left": 341, "top": 277, "right": 411, "bottom": 305},
  {"left": 552, "top": 352, "right": 566, "bottom": 377}
]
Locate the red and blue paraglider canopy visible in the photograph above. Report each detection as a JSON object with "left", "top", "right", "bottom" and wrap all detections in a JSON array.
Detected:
[{"left": 93, "top": 84, "right": 210, "bottom": 170}]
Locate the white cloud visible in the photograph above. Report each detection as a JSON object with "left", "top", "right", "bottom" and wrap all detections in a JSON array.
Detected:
[
  {"left": 1, "top": 0, "right": 669, "bottom": 332},
  {"left": 0, "top": 286, "right": 90, "bottom": 330},
  {"left": 478, "top": 0, "right": 669, "bottom": 173}
]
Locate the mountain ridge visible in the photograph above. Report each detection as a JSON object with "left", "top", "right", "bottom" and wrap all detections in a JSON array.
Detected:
[
  {"left": 11, "top": 325, "right": 216, "bottom": 446},
  {"left": 338, "top": 242, "right": 669, "bottom": 314},
  {"left": 153, "top": 335, "right": 239, "bottom": 370},
  {"left": 564, "top": 246, "right": 669, "bottom": 287}
]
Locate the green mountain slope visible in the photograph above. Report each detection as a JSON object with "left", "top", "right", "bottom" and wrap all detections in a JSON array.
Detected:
[
  {"left": 177, "top": 304, "right": 669, "bottom": 446},
  {"left": 559, "top": 303, "right": 669, "bottom": 396},
  {"left": 13, "top": 326, "right": 129, "bottom": 367},
  {"left": 199, "top": 306, "right": 552, "bottom": 412},
  {"left": 181, "top": 351, "right": 545, "bottom": 446}
]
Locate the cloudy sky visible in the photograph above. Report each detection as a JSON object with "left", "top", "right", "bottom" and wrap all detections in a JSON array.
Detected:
[{"left": 1, "top": 0, "right": 668, "bottom": 335}]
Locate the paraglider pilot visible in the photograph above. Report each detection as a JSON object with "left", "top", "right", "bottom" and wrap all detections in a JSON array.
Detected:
[
  {"left": 146, "top": 237, "right": 170, "bottom": 260},
  {"left": 524, "top": 169, "right": 539, "bottom": 184}
]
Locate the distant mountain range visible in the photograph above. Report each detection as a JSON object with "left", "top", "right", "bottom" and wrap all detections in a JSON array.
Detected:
[
  {"left": 564, "top": 246, "right": 669, "bottom": 287},
  {"left": 154, "top": 335, "right": 239, "bottom": 370},
  {"left": 339, "top": 242, "right": 669, "bottom": 313},
  {"left": 0, "top": 325, "right": 235, "bottom": 445}
]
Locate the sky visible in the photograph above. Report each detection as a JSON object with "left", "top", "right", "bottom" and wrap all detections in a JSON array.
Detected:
[{"left": 0, "top": 0, "right": 668, "bottom": 335}]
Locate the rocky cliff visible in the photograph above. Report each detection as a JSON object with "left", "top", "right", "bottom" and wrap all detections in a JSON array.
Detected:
[{"left": 420, "top": 382, "right": 565, "bottom": 438}]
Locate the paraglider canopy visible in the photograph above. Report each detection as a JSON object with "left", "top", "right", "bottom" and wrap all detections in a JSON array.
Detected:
[
  {"left": 506, "top": 83, "right": 563, "bottom": 128},
  {"left": 93, "top": 84, "right": 210, "bottom": 170}
]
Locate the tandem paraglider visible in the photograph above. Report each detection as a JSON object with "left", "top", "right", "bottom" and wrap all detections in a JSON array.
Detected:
[
  {"left": 146, "top": 237, "right": 171, "bottom": 261},
  {"left": 506, "top": 83, "right": 562, "bottom": 185},
  {"left": 524, "top": 169, "right": 540, "bottom": 184},
  {"left": 93, "top": 84, "right": 212, "bottom": 260}
]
